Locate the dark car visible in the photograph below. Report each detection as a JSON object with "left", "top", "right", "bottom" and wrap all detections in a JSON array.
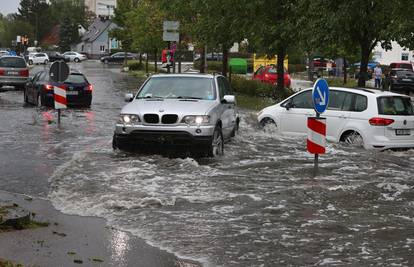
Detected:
[
  {"left": 384, "top": 69, "right": 414, "bottom": 94},
  {"left": 24, "top": 70, "right": 93, "bottom": 107},
  {"left": 100, "top": 52, "right": 137, "bottom": 64},
  {"left": 45, "top": 51, "right": 69, "bottom": 62},
  {"left": 0, "top": 56, "right": 29, "bottom": 90},
  {"left": 389, "top": 62, "right": 413, "bottom": 71}
]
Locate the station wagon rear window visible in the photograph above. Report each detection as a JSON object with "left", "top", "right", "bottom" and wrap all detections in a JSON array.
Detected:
[
  {"left": 377, "top": 96, "right": 414, "bottom": 116},
  {"left": 65, "top": 74, "right": 87, "bottom": 84},
  {"left": 0, "top": 57, "right": 26, "bottom": 68}
]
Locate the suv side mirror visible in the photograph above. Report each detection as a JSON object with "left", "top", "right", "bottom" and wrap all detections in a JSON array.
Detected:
[
  {"left": 124, "top": 93, "right": 134, "bottom": 102},
  {"left": 222, "top": 95, "right": 235, "bottom": 104}
]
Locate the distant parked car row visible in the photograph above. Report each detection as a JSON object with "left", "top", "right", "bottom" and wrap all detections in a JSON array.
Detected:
[
  {"left": 100, "top": 52, "right": 138, "bottom": 64},
  {"left": 26, "top": 51, "right": 87, "bottom": 65}
]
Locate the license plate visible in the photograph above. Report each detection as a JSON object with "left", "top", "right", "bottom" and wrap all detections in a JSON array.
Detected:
[
  {"left": 7, "top": 71, "right": 18, "bottom": 75},
  {"left": 66, "top": 91, "right": 78, "bottom": 95},
  {"left": 395, "top": 129, "right": 410, "bottom": 136},
  {"left": 402, "top": 78, "right": 412, "bottom": 82}
]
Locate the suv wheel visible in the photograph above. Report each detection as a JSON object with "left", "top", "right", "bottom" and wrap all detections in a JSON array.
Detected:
[
  {"left": 104, "top": 59, "right": 109, "bottom": 64},
  {"left": 208, "top": 126, "right": 224, "bottom": 157},
  {"left": 44, "top": 59, "right": 48, "bottom": 64},
  {"left": 231, "top": 119, "right": 239, "bottom": 137}
]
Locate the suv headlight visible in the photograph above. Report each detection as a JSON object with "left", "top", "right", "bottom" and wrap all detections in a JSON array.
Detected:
[
  {"left": 181, "top": 115, "right": 210, "bottom": 125},
  {"left": 118, "top": 114, "right": 140, "bottom": 125}
]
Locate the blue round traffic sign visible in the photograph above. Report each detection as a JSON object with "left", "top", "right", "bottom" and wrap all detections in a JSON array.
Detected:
[{"left": 312, "top": 78, "right": 329, "bottom": 114}]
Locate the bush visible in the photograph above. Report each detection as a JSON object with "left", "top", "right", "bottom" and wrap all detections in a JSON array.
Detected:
[
  {"left": 127, "top": 60, "right": 144, "bottom": 71},
  {"left": 230, "top": 75, "right": 294, "bottom": 101},
  {"left": 288, "top": 64, "right": 306, "bottom": 73},
  {"left": 193, "top": 60, "right": 223, "bottom": 72}
]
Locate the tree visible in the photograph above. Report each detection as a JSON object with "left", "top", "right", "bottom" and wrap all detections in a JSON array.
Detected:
[
  {"left": 59, "top": 15, "right": 73, "bottom": 52},
  {"left": 248, "top": 1, "right": 300, "bottom": 90},
  {"left": 307, "top": 0, "right": 414, "bottom": 87},
  {"left": 126, "top": 0, "right": 165, "bottom": 73},
  {"left": 17, "top": 0, "right": 51, "bottom": 43}
]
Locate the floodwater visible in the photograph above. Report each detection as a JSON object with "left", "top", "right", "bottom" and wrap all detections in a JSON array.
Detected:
[{"left": 1, "top": 61, "right": 414, "bottom": 266}]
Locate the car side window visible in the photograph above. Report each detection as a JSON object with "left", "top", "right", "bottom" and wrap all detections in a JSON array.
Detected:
[
  {"left": 328, "top": 90, "right": 346, "bottom": 110},
  {"left": 354, "top": 94, "right": 367, "bottom": 112},
  {"left": 290, "top": 90, "right": 313, "bottom": 109},
  {"left": 255, "top": 67, "right": 264, "bottom": 76},
  {"left": 32, "top": 72, "right": 42, "bottom": 82},
  {"left": 217, "top": 77, "right": 226, "bottom": 99},
  {"left": 222, "top": 77, "right": 233, "bottom": 95},
  {"left": 342, "top": 92, "right": 353, "bottom": 111}
]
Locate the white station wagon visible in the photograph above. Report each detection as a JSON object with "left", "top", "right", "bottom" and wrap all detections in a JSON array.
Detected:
[{"left": 258, "top": 87, "right": 414, "bottom": 150}]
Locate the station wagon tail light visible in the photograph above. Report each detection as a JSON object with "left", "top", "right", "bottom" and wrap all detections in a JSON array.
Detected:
[
  {"left": 44, "top": 84, "right": 54, "bottom": 90},
  {"left": 369, "top": 117, "right": 394, "bottom": 126},
  {"left": 0, "top": 69, "right": 4, "bottom": 76},
  {"left": 86, "top": 84, "right": 93, "bottom": 91},
  {"left": 19, "top": 69, "right": 29, "bottom": 77}
]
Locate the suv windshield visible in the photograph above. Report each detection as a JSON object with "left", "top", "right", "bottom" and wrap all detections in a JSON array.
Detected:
[
  {"left": 137, "top": 76, "right": 216, "bottom": 100},
  {"left": 0, "top": 57, "right": 26, "bottom": 68},
  {"left": 377, "top": 96, "right": 414, "bottom": 115}
]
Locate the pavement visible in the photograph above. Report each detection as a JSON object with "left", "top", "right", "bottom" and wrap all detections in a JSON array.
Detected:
[{"left": 0, "top": 191, "right": 200, "bottom": 267}]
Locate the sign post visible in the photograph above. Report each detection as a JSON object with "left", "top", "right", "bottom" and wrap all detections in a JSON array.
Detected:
[
  {"left": 309, "top": 78, "right": 329, "bottom": 176},
  {"left": 49, "top": 61, "right": 69, "bottom": 124}
]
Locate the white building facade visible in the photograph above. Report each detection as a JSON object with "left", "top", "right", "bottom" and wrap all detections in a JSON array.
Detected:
[
  {"left": 372, "top": 41, "right": 414, "bottom": 66},
  {"left": 85, "top": 0, "right": 117, "bottom": 17}
]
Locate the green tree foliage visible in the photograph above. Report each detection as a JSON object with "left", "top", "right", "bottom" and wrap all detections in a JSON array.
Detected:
[
  {"left": 306, "top": 0, "right": 414, "bottom": 87},
  {"left": 248, "top": 1, "right": 300, "bottom": 90},
  {"left": 59, "top": 15, "right": 73, "bottom": 52},
  {"left": 126, "top": 0, "right": 165, "bottom": 72}
]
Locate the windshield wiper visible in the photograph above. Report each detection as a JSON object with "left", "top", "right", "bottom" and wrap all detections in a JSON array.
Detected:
[
  {"left": 176, "top": 96, "right": 203, "bottom": 100},
  {"left": 137, "top": 95, "right": 163, "bottom": 99}
]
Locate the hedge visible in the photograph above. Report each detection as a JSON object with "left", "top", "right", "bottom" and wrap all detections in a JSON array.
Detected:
[{"left": 230, "top": 75, "right": 294, "bottom": 101}]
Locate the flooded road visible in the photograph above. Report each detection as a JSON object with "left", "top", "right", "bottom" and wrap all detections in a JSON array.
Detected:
[{"left": 1, "top": 61, "right": 414, "bottom": 266}]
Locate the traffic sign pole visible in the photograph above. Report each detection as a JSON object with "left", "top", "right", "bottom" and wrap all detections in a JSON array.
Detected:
[{"left": 309, "top": 78, "right": 329, "bottom": 176}]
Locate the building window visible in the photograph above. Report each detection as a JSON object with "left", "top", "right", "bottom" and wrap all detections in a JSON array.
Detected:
[
  {"left": 401, "top": 52, "right": 409, "bottom": 61},
  {"left": 100, "top": 45, "right": 105, "bottom": 52}
]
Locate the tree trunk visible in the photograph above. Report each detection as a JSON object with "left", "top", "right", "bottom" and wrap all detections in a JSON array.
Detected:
[
  {"left": 154, "top": 49, "right": 158, "bottom": 73},
  {"left": 222, "top": 46, "right": 229, "bottom": 77},
  {"left": 200, "top": 45, "right": 206, "bottom": 73},
  {"left": 343, "top": 57, "right": 347, "bottom": 85},
  {"left": 358, "top": 44, "right": 371, "bottom": 87},
  {"left": 124, "top": 50, "right": 127, "bottom": 68},
  {"left": 139, "top": 53, "right": 143, "bottom": 65},
  {"left": 276, "top": 47, "right": 286, "bottom": 91},
  {"left": 145, "top": 52, "right": 149, "bottom": 73}
]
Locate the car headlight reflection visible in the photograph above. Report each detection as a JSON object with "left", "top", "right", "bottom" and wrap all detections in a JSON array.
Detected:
[
  {"left": 119, "top": 114, "right": 140, "bottom": 125},
  {"left": 181, "top": 115, "right": 210, "bottom": 125}
]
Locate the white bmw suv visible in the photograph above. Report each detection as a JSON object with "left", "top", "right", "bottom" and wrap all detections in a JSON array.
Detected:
[
  {"left": 258, "top": 87, "right": 414, "bottom": 150},
  {"left": 113, "top": 74, "right": 239, "bottom": 156}
]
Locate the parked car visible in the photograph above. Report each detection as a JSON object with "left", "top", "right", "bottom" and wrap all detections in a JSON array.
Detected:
[
  {"left": 45, "top": 51, "right": 69, "bottom": 62},
  {"left": 353, "top": 62, "right": 379, "bottom": 80},
  {"left": 253, "top": 65, "right": 291, "bottom": 88},
  {"left": 257, "top": 87, "right": 414, "bottom": 150},
  {"left": 384, "top": 69, "right": 414, "bottom": 95},
  {"left": 389, "top": 62, "right": 413, "bottom": 71},
  {"left": 312, "top": 57, "right": 337, "bottom": 68},
  {"left": 0, "top": 56, "right": 29, "bottom": 90},
  {"left": 28, "top": 52, "right": 49, "bottom": 65},
  {"left": 24, "top": 70, "right": 92, "bottom": 107},
  {"left": 100, "top": 52, "right": 137, "bottom": 64},
  {"left": 112, "top": 73, "right": 240, "bottom": 156},
  {"left": 62, "top": 51, "right": 87, "bottom": 62},
  {"left": 194, "top": 52, "right": 223, "bottom": 61}
]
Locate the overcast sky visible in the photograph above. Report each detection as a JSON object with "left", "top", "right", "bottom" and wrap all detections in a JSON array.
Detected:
[{"left": 0, "top": 0, "right": 20, "bottom": 15}]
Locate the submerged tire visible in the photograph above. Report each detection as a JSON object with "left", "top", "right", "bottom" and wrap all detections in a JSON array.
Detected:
[
  {"left": 342, "top": 131, "right": 364, "bottom": 147},
  {"left": 207, "top": 126, "right": 224, "bottom": 157}
]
